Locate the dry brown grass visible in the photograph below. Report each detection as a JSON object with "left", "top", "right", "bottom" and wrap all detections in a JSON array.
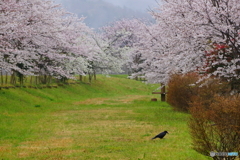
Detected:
[
  {"left": 17, "top": 138, "right": 75, "bottom": 158},
  {"left": 74, "top": 95, "right": 152, "bottom": 105}
]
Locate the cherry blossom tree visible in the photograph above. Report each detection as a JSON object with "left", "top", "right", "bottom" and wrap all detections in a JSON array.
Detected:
[
  {"left": 145, "top": 0, "right": 240, "bottom": 89},
  {"left": 88, "top": 32, "right": 128, "bottom": 78},
  {"left": 100, "top": 18, "right": 151, "bottom": 76},
  {"left": 0, "top": 0, "right": 93, "bottom": 84}
]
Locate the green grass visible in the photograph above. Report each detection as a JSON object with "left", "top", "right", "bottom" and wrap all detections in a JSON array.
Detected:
[{"left": 0, "top": 75, "right": 210, "bottom": 159}]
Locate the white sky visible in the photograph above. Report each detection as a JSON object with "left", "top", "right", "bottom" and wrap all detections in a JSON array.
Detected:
[{"left": 102, "top": 0, "right": 160, "bottom": 12}]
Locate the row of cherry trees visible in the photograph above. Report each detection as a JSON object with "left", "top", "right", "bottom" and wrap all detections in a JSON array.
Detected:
[
  {"left": 0, "top": 0, "right": 127, "bottom": 85},
  {"left": 1, "top": 0, "right": 239, "bottom": 88},
  {"left": 101, "top": 0, "right": 240, "bottom": 91}
]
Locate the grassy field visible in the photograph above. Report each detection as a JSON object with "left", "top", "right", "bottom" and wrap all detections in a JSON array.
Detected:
[{"left": 0, "top": 75, "right": 210, "bottom": 160}]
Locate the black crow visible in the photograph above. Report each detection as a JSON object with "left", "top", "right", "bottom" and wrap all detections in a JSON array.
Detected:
[{"left": 152, "top": 131, "right": 169, "bottom": 139}]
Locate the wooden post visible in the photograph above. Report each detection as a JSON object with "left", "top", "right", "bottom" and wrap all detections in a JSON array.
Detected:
[
  {"left": 152, "top": 83, "right": 166, "bottom": 102},
  {"left": 161, "top": 83, "right": 166, "bottom": 102}
]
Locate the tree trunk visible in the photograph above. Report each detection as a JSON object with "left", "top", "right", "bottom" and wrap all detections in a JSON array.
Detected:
[
  {"left": 35, "top": 76, "right": 38, "bottom": 85},
  {"left": 47, "top": 76, "right": 52, "bottom": 84},
  {"left": 93, "top": 70, "right": 96, "bottom": 80},
  {"left": 1, "top": 70, "right": 3, "bottom": 86},
  {"left": 10, "top": 72, "right": 17, "bottom": 85},
  {"left": 88, "top": 72, "right": 92, "bottom": 83},
  {"left": 30, "top": 76, "right": 33, "bottom": 85},
  {"left": 79, "top": 75, "right": 82, "bottom": 81},
  {"left": 5, "top": 72, "right": 8, "bottom": 85}
]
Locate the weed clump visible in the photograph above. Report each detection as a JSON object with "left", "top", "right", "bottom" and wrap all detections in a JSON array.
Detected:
[{"left": 34, "top": 104, "right": 41, "bottom": 107}]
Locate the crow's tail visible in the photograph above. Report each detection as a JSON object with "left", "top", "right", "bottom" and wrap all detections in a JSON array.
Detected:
[{"left": 151, "top": 137, "right": 156, "bottom": 140}]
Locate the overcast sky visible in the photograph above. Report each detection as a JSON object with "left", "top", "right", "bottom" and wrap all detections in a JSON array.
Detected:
[
  {"left": 52, "top": 0, "right": 161, "bottom": 28},
  {"left": 102, "top": 0, "right": 160, "bottom": 12}
]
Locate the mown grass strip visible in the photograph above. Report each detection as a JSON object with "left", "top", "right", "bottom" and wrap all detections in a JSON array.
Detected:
[{"left": 0, "top": 75, "right": 209, "bottom": 159}]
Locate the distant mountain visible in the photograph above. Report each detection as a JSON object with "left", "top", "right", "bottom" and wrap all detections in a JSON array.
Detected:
[{"left": 53, "top": 0, "right": 153, "bottom": 28}]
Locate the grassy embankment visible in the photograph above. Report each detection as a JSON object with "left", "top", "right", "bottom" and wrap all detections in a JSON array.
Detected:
[{"left": 0, "top": 75, "right": 209, "bottom": 160}]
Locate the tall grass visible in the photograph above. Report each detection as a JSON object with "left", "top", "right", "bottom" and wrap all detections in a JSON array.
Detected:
[{"left": 0, "top": 75, "right": 209, "bottom": 159}]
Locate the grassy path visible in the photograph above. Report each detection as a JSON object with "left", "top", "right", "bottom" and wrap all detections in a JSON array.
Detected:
[{"left": 0, "top": 76, "right": 209, "bottom": 159}]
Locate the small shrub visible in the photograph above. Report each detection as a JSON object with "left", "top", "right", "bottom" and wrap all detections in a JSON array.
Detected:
[
  {"left": 190, "top": 78, "right": 230, "bottom": 109},
  {"left": 167, "top": 72, "right": 230, "bottom": 112},
  {"left": 167, "top": 73, "right": 199, "bottom": 112},
  {"left": 189, "top": 95, "right": 240, "bottom": 159}
]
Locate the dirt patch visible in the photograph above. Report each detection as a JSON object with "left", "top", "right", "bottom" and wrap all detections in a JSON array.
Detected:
[{"left": 0, "top": 144, "right": 12, "bottom": 153}]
